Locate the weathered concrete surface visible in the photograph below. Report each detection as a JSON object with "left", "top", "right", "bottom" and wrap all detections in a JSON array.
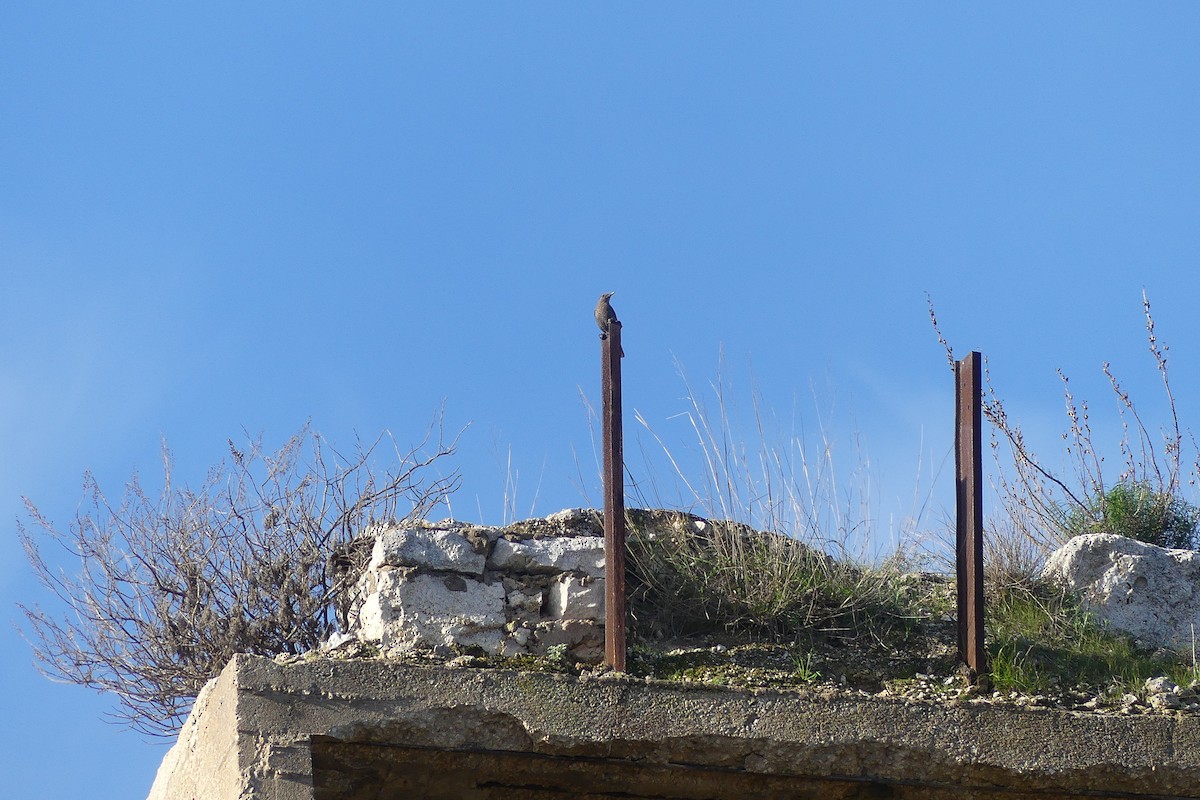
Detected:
[
  {"left": 370, "top": 528, "right": 486, "bottom": 575},
  {"left": 489, "top": 535, "right": 605, "bottom": 576},
  {"left": 146, "top": 661, "right": 243, "bottom": 800},
  {"left": 355, "top": 570, "right": 508, "bottom": 653},
  {"left": 149, "top": 654, "right": 1200, "bottom": 799}
]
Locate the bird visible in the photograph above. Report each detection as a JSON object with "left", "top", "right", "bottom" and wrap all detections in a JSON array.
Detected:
[{"left": 595, "top": 291, "right": 617, "bottom": 339}]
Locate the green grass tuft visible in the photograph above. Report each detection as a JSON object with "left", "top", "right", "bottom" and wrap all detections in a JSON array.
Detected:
[{"left": 987, "top": 584, "right": 1195, "bottom": 696}]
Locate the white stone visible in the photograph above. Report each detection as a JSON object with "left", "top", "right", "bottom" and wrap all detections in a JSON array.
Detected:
[
  {"left": 1043, "top": 533, "right": 1200, "bottom": 651},
  {"left": 370, "top": 527, "right": 485, "bottom": 575},
  {"left": 547, "top": 575, "right": 605, "bottom": 621},
  {"left": 320, "top": 631, "right": 356, "bottom": 652},
  {"left": 354, "top": 571, "right": 505, "bottom": 654},
  {"left": 498, "top": 626, "right": 534, "bottom": 657},
  {"left": 146, "top": 673, "right": 228, "bottom": 800},
  {"left": 546, "top": 508, "right": 600, "bottom": 527},
  {"left": 1146, "top": 676, "right": 1180, "bottom": 695},
  {"left": 506, "top": 588, "right": 543, "bottom": 615},
  {"left": 498, "top": 636, "right": 528, "bottom": 658},
  {"left": 1149, "top": 693, "right": 1183, "bottom": 710},
  {"left": 489, "top": 536, "right": 605, "bottom": 577}
]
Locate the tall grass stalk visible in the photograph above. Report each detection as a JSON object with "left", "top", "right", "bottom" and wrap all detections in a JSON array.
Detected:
[
  {"left": 631, "top": 358, "right": 893, "bottom": 554},
  {"left": 623, "top": 358, "right": 930, "bottom": 643}
]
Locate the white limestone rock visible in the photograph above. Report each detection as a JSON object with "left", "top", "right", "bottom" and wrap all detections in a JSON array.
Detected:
[
  {"left": 355, "top": 571, "right": 505, "bottom": 654},
  {"left": 1146, "top": 676, "right": 1180, "bottom": 695},
  {"left": 506, "top": 625, "right": 533, "bottom": 647},
  {"left": 506, "top": 587, "right": 544, "bottom": 615},
  {"left": 546, "top": 508, "right": 600, "bottom": 528},
  {"left": 489, "top": 536, "right": 605, "bottom": 577},
  {"left": 546, "top": 574, "right": 605, "bottom": 621},
  {"left": 498, "top": 626, "right": 534, "bottom": 657},
  {"left": 1043, "top": 533, "right": 1200, "bottom": 650},
  {"left": 547, "top": 507, "right": 589, "bottom": 520},
  {"left": 370, "top": 527, "right": 485, "bottom": 576}
]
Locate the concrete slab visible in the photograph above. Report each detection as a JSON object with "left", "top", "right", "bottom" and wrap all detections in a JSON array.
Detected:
[{"left": 148, "top": 654, "right": 1200, "bottom": 799}]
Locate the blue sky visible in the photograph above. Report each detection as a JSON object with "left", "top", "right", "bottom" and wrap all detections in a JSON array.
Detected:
[{"left": 5, "top": 4, "right": 1200, "bottom": 796}]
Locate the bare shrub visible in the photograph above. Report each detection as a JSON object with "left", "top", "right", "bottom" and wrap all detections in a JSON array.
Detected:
[
  {"left": 928, "top": 290, "right": 1198, "bottom": 564},
  {"left": 982, "top": 517, "right": 1053, "bottom": 598},
  {"left": 18, "top": 416, "right": 460, "bottom": 735}
]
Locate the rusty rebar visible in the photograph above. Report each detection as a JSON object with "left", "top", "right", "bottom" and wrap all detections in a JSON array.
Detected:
[
  {"left": 601, "top": 313, "right": 627, "bottom": 672},
  {"left": 955, "top": 351, "right": 987, "bottom": 681}
]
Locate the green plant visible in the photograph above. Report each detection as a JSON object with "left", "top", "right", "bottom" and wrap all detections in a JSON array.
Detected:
[
  {"left": 608, "top": 345, "right": 1200, "bottom": 698},
  {"left": 1065, "top": 480, "right": 1199, "bottom": 549},
  {"left": 545, "top": 643, "right": 570, "bottom": 664},
  {"left": 790, "top": 650, "right": 821, "bottom": 682},
  {"left": 986, "top": 581, "right": 1187, "bottom": 696}
]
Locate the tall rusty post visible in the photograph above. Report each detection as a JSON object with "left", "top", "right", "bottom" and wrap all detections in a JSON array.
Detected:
[
  {"left": 601, "top": 314, "right": 627, "bottom": 672},
  {"left": 955, "top": 351, "right": 987, "bottom": 680}
]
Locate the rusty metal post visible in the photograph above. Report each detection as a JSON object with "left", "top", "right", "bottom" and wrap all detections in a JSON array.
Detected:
[
  {"left": 955, "top": 351, "right": 987, "bottom": 680},
  {"left": 601, "top": 317, "right": 627, "bottom": 672}
]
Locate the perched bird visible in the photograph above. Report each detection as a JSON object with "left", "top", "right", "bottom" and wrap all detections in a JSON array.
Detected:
[{"left": 595, "top": 291, "right": 617, "bottom": 339}]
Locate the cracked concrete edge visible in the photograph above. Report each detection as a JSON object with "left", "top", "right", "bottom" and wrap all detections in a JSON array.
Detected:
[
  {"left": 149, "top": 653, "right": 1200, "bottom": 799},
  {"left": 147, "top": 658, "right": 245, "bottom": 800}
]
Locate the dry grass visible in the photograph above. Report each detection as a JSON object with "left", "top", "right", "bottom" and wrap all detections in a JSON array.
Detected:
[{"left": 620, "top": 360, "right": 929, "bottom": 647}]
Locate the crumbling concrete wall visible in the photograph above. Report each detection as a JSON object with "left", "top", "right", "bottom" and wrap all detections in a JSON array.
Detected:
[
  {"left": 343, "top": 508, "right": 608, "bottom": 660},
  {"left": 148, "top": 653, "right": 1200, "bottom": 799}
]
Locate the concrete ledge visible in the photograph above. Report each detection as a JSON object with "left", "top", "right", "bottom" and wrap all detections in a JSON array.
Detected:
[
  {"left": 147, "top": 659, "right": 243, "bottom": 800},
  {"left": 149, "top": 654, "right": 1200, "bottom": 799}
]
